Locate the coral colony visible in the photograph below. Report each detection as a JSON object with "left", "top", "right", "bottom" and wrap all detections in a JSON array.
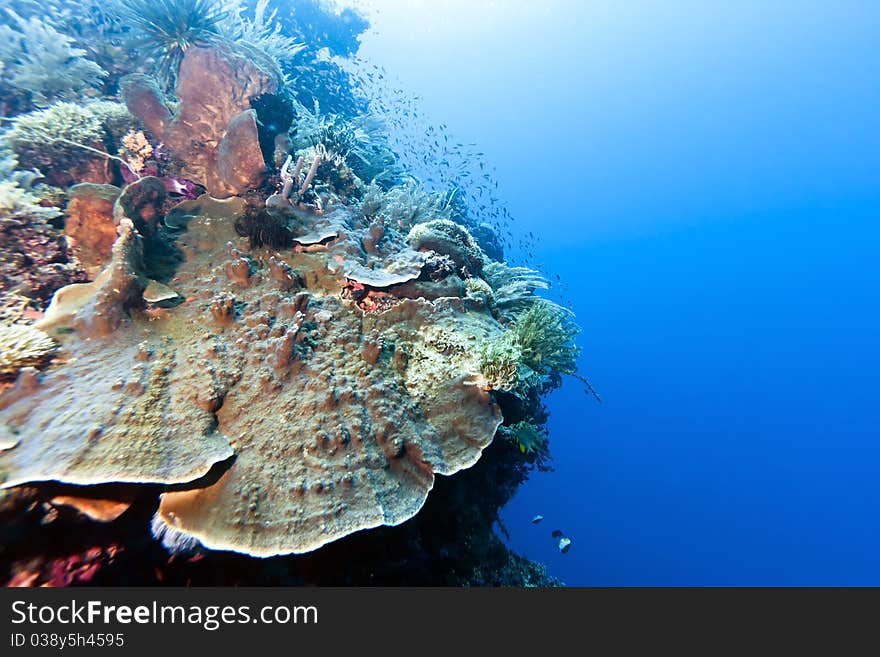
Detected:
[{"left": 0, "top": 1, "right": 586, "bottom": 585}]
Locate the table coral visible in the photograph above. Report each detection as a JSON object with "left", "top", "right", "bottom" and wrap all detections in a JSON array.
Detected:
[
  {"left": 0, "top": 0, "right": 581, "bottom": 585},
  {"left": 0, "top": 192, "right": 514, "bottom": 556}
]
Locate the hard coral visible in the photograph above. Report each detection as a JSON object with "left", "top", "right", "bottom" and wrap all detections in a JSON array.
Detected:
[
  {"left": 1, "top": 196, "right": 509, "bottom": 557},
  {"left": 6, "top": 100, "right": 136, "bottom": 187},
  {"left": 0, "top": 146, "right": 60, "bottom": 223},
  {"left": 0, "top": 193, "right": 87, "bottom": 307},
  {"left": 0, "top": 323, "right": 57, "bottom": 381},
  {"left": 408, "top": 219, "right": 485, "bottom": 277}
]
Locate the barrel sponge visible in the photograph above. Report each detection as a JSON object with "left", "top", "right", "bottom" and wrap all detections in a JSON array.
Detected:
[{"left": 407, "top": 219, "right": 486, "bottom": 275}]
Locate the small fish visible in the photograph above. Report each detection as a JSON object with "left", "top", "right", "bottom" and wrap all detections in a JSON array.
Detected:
[
  {"left": 532, "top": 515, "right": 544, "bottom": 524},
  {"left": 551, "top": 529, "right": 563, "bottom": 538},
  {"left": 558, "top": 537, "right": 572, "bottom": 554}
]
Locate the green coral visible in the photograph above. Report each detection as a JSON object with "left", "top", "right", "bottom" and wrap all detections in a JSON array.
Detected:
[
  {"left": 0, "top": 10, "right": 107, "bottom": 106},
  {"left": 509, "top": 299, "right": 580, "bottom": 377},
  {"left": 478, "top": 335, "right": 522, "bottom": 392},
  {"left": 5, "top": 100, "right": 135, "bottom": 173},
  {"left": 478, "top": 298, "right": 580, "bottom": 393}
]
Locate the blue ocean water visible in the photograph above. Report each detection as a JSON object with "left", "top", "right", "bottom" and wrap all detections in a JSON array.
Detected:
[{"left": 357, "top": 1, "right": 880, "bottom": 584}]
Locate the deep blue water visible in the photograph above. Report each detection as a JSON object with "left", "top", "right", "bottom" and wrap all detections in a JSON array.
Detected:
[{"left": 358, "top": 1, "right": 880, "bottom": 584}]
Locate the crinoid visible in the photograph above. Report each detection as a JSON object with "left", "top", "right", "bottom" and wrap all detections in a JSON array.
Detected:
[{"left": 113, "top": 0, "right": 229, "bottom": 88}]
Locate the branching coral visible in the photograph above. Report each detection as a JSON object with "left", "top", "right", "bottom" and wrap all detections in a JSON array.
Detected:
[
  {"left": 5, "top": 101, "right": 137, "bottom": 186},
  {"left": 0, "top": 10, "right": 107, "bottom": 107},
  {"left": 220, "top": 0, "right": 306, "bottom": 69}
]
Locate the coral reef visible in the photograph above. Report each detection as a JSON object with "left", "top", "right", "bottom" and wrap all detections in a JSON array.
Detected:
[
  {"left": 509, "top": 299, "right": 580, "bottom": 377},
  {"left": 360, "top": 182, "right": 452, "bottom": 233},
  {"left": 1, "top": 196, "right": 512, "bottom": 557},
  {"left": 0, "top": 146, "right": 60, "bottom": 222},
  {"left": 289, "top": 106, "right": 404, "bottom": 191},
  {"left": 478, "top": 336, "right": 523, "bottom": 392},
  {"left": 500, "top": 421, "right": 547, "bottom": 455},
  {"left": 481, "top": 261, "right": 552, "bottom": 321},
  {"left": 408, "top": 219, "right": 486, "bottom": 276},
  {"left": 112, "top": 0, "right": 230, "bottom": 89},
  {"left": 0, "top": 0, "right": 590, "bottom": 586},
  {"left": 0, "top": 214, "right": 86, "bottom": 309},
  {"left": 220, "top": 0, "right": 306, "bottom": 70}
]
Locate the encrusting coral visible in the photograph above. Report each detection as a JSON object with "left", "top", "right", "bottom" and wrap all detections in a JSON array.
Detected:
[{"left": 1, "top": 193, "right": 508, "bottom": 557}]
